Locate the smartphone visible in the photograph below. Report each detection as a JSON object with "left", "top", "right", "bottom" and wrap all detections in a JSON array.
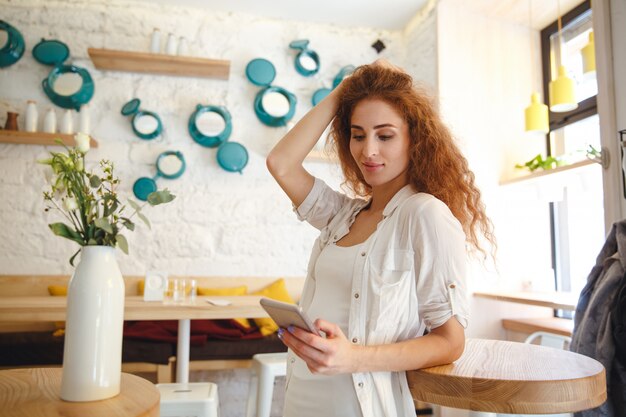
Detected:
[{"left": 259, "top": 298, "right": 321, "bottom": 336}]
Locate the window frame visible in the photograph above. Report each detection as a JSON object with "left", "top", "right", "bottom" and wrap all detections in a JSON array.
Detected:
[{"left": 540, "top": 0, "right": 597, "bottom": 312}]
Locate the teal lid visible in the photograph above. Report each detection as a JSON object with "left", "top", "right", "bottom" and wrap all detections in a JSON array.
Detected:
[
  {"left": 289, "top": 39, "right": 310, "bottom": 50},
  {"left": 32, "top": 39, "right": 69, "bottom": 66},
  {"left": 217, "top": 142, "right": 248, "bottom": 174},
  {"left": 121, "top": 98, "right": 141, "bottom": 116},
  {"left": 133, "top": 177, "right": 157, "bottom": 202},
  {"left": 246, "top": 58, "right": 276, "bottom": 87}
]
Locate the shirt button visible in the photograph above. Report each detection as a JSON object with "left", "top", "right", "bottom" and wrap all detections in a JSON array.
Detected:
[
  {"left": 358, "top": 382, "right": 364, "bottom": 388},
  {"left": 354, "top": 293, "right": 359, "bottom": 299},
  {"left": 449, "top": 284, "right": 456, "bottom": 289},
  {"left": 352, "top": 337, "right": 358, "bottom": 344},
  {"left": 360, "top": 252, "right": 366, "bottom": 257},
  {"left": 290, "top": 358, "right": 295, "bottom": 364}
]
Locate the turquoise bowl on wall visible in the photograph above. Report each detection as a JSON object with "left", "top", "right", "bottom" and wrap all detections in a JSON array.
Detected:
[
  {"left": 42, "top": 64, "right": 94, "bottom": 111},
  {"left": 0, "top": 20, "right": 25, "bottom": 68}
]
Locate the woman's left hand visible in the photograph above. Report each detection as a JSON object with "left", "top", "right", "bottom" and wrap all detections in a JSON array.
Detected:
[{"left": 279, "top": 318, "right": 361, "bottom": 375}]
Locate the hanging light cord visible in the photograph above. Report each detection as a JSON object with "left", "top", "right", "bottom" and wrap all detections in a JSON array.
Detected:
[
  {"left": 529, "top": 0, "right": 534, "bottom": 75},
  {"left": 557, "top": 0, "right": 563, "bottom": 62}
]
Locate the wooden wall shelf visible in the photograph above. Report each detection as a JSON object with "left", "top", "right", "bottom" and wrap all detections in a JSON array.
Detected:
[
  {"left": 88, "top": 48, "right": 230, "bottom": 80},
  {"left": 499, "top": 159, "right": 596, "bottom": 186},
  {"left": 0, "top": 130, "right": 98, "bottom": 148}
]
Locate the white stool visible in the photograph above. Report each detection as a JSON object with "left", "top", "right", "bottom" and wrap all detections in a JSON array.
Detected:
[
  {"left": 157, "top": 382, "right": 219, "bottom": 417},
  {"left": 246, "top": 352, "right": 287, "bottom": 417}
]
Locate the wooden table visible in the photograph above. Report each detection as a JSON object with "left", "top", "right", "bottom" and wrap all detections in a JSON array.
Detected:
[
  {"left": 0, "top": 296, "right": 268, "bottom": 384},
  {"left": 407, "top": 338, "right": 606, "bottom": 414},
  {"left": 0, "top": 368, "right": 159, "bottom": 417}
]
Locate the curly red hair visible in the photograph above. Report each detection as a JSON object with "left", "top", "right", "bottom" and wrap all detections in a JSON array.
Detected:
[{"left": 329, "top": 64, "right": 494, "bottom": 256}]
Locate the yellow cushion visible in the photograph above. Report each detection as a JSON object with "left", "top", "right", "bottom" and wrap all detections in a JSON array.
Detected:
[
  {"left": 47, "top": 285, "right": 67, "bottom": 336},
  {"left": 197, "top": 285, "right": 251, "bottom": 328},
  {"left": 48, "top": 285, "right": 67, "bottom": 296},
  {"left": 197, "top": 285, "right": 248, "bottom": 296},
  {"left": 251, "top": 279, "right": 295, "bottom": 336}
]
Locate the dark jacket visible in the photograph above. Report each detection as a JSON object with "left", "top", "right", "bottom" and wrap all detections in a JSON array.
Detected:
[{"left": 571, "top": 219, "right": 626, "bottom": 417}]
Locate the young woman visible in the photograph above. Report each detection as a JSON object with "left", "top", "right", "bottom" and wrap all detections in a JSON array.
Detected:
[{"left": 266, "top": 60, "right": 493, "bottom": 417}]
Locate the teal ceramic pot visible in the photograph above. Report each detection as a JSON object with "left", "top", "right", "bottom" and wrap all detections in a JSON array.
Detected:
[
  {"left": 246, "top": 58, "right": 297, "bottom": 127},
  {"left": 289, "top": 39, "right": 320, "bottom": 77},
  {"left": 0, "top": 20, "right": 25, "bottom": 68},
  {"left": 188, "top": 104, "right": 232, "bottom": 148},
  {"left": 253, "top": 86, "right": 297, "bottom": 127},
  {"left": 42, "top": 64, "right": 95, "bottom": 111},
  {"left": 332, "top": 65, "right": 356, "bottom": 89},
  {"left": 121, "top": 98, "right": 162, "bottom": 140},
  {"left": 156, "top": 151, "right": 186, "bottom": 179}
]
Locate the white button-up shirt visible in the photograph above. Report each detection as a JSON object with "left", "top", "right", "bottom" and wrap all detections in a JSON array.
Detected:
[{"left": 286, "top": 178, "right": 469, "bottom": 417}]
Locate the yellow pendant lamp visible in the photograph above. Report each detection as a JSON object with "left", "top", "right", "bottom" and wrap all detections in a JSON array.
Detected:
[
  {"left": 525, "top": 92, "right": 549, "bottom": 133},
  {"left": 549, "top": 0, "right": 577, "bottom": 113},
  {"left": 524, "top": 0, "right": 549, "bottom": 134},
  {"left": 582, "top": 31, "right": 596, "bottom": 76},
  {"left": 549, "top": 65, "right": 577, "bottom": 112}
]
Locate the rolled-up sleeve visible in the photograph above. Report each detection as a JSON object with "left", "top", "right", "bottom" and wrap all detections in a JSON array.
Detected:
[
  {"left": 412, "top": 198, "right": 469, "bottom": 330},
  {"left": 294, "top": 178, "right": 351, "bottom": 230}
]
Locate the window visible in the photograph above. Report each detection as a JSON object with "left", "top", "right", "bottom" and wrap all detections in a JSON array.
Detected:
[{"left": 540, "top": 0, "right": 605, "bottom": 309}]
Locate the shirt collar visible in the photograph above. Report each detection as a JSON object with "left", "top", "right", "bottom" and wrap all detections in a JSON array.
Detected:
[{"left": 382, "top": 184, "right": 416, "bottom": 218}]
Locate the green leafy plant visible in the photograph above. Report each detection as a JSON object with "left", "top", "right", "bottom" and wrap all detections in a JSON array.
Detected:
[
  {"left": 39, "top": 134, "right": 176, "bottom": 265},
  {"left": 515, "top": 153, "right": 564, "bottom": 172}
]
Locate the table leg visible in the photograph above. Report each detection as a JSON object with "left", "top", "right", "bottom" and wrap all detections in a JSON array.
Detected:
[{"left": 176, "top": 319, "right": 190, "bottom": 383}]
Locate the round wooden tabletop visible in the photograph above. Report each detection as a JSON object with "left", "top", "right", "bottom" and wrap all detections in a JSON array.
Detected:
[
  {"left": 0, "top": 368, "right": 159, "bottom": 417},
  {"left": 407, "top": 338, "right": 606, "bottom": 414}
]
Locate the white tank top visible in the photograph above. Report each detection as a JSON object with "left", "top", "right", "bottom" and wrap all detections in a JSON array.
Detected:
[{"left": 283, "top": 241, "right": 364, "bottom": 417}]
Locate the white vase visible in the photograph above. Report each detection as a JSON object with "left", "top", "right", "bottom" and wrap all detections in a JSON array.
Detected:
[
  {"left": 61, "top": 110, "right": 74, "bottom": 134},
  {"left": 25, "top": 100, "right": 38, "bottom": 132},
  {"left": 78, "top": 104, "right": 90, "bottom": 135},
  {"left": 43, "top": 108, "right": 56, "bottom": 133},
  {"left": 166, "top": 33, "right": 177, "bottom": 55},
  {"left": 60, "top": 246, "right": 125, "bottom": 402},
  {"left": 177, "top": 36, "right": 189, "bottom": 56},
  {"left": 150, "top": 28, "right": 161, "bottom": 53}
]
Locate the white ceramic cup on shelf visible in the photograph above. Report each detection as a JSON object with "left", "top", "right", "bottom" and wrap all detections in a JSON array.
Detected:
[
  {"left": 177, "top": 36, "right": 189, "bottom": 56},
  {"left": 60, "top": 109, "right": 74, "bottom": 134},
  {"left": 150, "top": 28, "right": 161, "bottom": 53},
  {"left": 166, "top": 33, "right": 177, "bottom": 55},
  {"left": 43, "top": 108, "right": 57, "bottom": 133},
  {"left": 25, "top": 100, "right": 38, "bottom": 132}
]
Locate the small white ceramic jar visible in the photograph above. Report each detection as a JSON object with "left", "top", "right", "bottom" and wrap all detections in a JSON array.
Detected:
[
  {"left": 78, "top": 104, "right": 90, "bottom": 135},
  {"left": 25, "top": 100, "right": 38, "bottom": 132},
  {"left": 60, "top": 109, "right": 74, "bottom": 134},
  {"left": 166, "top": 33, "right": 177, "bottom": 55},
  {"left": 150, "top": 28, "right": 161, "bottom": 54},
  {"left": 43, "top": 108, "right": 57, "bottom": 133}
]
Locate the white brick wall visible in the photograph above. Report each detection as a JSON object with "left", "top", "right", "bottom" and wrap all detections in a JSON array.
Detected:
[{"left": 0, "top": 0, "right": 408, "bottom": 277}]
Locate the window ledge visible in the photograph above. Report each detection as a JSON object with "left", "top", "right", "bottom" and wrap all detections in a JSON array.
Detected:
[
  {"left": 499, "top": 159, "right": 596, "bottom": 186},
  {"left": 473, "top": 290, "right": 578, "bottom": 311}
]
